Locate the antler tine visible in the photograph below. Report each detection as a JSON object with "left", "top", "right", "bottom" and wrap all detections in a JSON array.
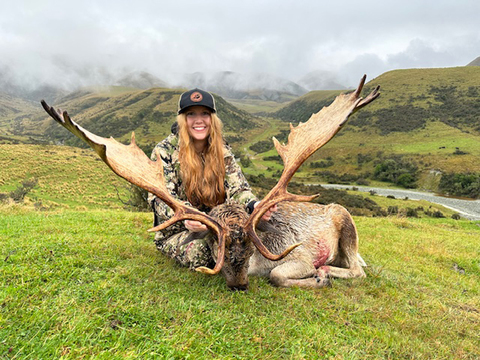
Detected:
[
  {"left": 41, "top": 100, "right": 226, "bottom": 275},
  {"left": 245, "top": 76, "right": 380, "bottom": 261}
]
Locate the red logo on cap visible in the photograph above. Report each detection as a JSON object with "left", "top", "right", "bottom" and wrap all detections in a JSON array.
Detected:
[{"left": 190, "top": 92, "right": 203, "bottom": 102}]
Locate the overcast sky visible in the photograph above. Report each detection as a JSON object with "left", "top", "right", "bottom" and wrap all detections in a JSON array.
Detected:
[{"left": 1, "top": 0, "right": 479, "bottom": 90}]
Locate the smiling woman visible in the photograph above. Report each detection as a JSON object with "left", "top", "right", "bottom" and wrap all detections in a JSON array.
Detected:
[{"left": 147, "top": 88, "right": 274, "bottom": 270}]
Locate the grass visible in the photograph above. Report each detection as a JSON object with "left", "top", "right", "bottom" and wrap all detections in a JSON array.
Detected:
[
  {"left": 0, "top": 144, "right": 129, "bottom": 209},
  {"left": 1, "top": 204, "right": 479, "bottom": 359}
]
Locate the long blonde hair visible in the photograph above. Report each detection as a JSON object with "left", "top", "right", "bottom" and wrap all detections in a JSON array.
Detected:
[{"left": 177, "top": 112, "right": 226, "bottom": 208}]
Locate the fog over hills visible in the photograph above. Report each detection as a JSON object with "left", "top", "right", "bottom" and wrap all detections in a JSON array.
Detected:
[
  {"left": 297, "top": 70, "right": 347, "bottom": 91},
  {"left": 179, "top": 71, "right": 309, "bottom": 101},
  {"left": 0, "top": 64, "right": 343, "bottom": 104},
  {"left": 1, "top": 54, "right": 479, "bottom": 105},
  {"left": 114, "top": 71, "right": 169, "bottom": 89}
]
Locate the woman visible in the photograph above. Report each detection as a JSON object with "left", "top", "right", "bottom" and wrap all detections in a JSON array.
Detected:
[{"left": 148, "top": 88, "right": 275, "bottom": 269}]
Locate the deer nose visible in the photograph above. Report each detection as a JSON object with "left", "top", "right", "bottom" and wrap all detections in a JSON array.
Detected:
[{"left": 228, "top": 284, "right": 249, "bottom": 292}]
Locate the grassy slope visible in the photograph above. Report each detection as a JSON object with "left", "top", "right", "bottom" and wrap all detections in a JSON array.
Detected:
[
  {"left": 0, "top": 93, "right": 39, "bottom": 143},
  {"left": 0, "top": 144, "right": 129, "bottom": 209},
  {"left": 1, "top": 205, "right": 479, "bottom": 359},
  {"left": 1, "top": 143, "right": 459, "bottom": 219},
  {"left": 1, "top": 137, "right": 478, "bottom": 358},
  {"left": 240, "top": 68, "right": 480, "bottom": 188}
]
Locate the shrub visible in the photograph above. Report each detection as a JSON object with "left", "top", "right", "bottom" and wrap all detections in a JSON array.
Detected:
[
  {"left": 240, "top": 155, "right": 253, "bottom": 168},
  {"left": 263, "top": 155, "right": 282, "bottom": 164},
  {"left": 406, "top": 208, "right": 419, "bottom": 218},
  {"left": 310, "top": 159, "right": 334, "bottom": 168},
  {"left": 249, "top": 140, "right": 274, "bottom": 154},
  {"left": 439, "top": 172, "right": 480, "bottom": 199},
  {"left": 2, "top": 178, "right": 39, "bottom": 203},
  {"left": 397, "top": 173, "right": 416, "bottom": 188},
  {"left": 314, "top": 171, "right": 370, "bottom": 185},
  {"left": 388, "top": 206, "right": 399, "bottom": 215},
  {"left": 432, "top": 210, "right": 445, "bottom": 218},
  {"left": 115, "top": 184, "right": 150, "bottom": 212},
  {"left": 453, "top": 148, "right": 468, "bottom": 155},
  {"left": 356, "top": 178, "right": 370, "bottom": 186},
  {"left": 373, "top": 156, "right": 418, "bottom": 188}
]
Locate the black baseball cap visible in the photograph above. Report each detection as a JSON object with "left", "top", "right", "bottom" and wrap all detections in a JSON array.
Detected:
[{"left": 177, "top": 88, "right": 216, "bottom": 114}]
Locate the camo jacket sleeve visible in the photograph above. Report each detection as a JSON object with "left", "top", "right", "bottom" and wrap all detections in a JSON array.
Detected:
[
  {"left": 223, "top": 145, "right": 257, "bottom": 207},
  {"left": 147, "top": 134, "right": 189, "bottom": 235}
]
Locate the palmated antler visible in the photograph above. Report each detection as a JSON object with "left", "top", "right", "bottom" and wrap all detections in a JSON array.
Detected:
[
  {"left": 40, "top": 101, "right": 226, "bottom": 275},
  {"left": 245, "top": 75, "right": 380, "bottom": 260}
]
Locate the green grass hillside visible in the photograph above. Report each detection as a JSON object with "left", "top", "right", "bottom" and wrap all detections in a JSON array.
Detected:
[
  {"left": 243, "top": 68, "right": 480, "bottom": 196},
  {"left": 0, "top": 144, "right": 129, "bottom": 209},
  {"left": 0, "top": 93, "right": 39, "bottom": 143}
]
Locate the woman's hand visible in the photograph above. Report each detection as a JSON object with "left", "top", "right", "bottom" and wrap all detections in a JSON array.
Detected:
[
  {"left": 184, "top": 220, "right": 208, "bottom": 232},
  {"left": 257, "top": 203, "right": 278, "bottom": 221}
]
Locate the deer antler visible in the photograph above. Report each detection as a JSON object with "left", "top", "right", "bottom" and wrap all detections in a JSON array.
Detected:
[
  {"left": 40, "top": 100, "right": 226, "bottom": 275},
  {"left": 245, "top": 75, "right": 380, "bottom": 260}
]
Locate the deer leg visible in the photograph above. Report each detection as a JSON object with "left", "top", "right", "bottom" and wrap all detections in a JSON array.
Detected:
[
  {"left": 269, "top": 260, "right": 331, "bottom": 288},
  {"left": 319, "top": 259, "right": 366, "bottom": 279}
]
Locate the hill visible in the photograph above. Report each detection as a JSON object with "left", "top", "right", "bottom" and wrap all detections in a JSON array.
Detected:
[
  {"left": 0, "top": 93, "right": 41, "bottom": 144},
  {"left": 115, "top": 71, "right": 169, "bottom": 89},
  {"left": 2, "top": 86, "right": 261, "bottom": 153},
  {"left": 243, "top": 68, "right": 480, "bottom": 196},
  {"left": 297, "top": 70, "right": 347, "bottom": 91}
]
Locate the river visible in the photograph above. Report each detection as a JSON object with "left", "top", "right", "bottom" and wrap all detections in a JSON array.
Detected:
[{"left": 319, "top": 184, "right": 480, "bottom": 221}]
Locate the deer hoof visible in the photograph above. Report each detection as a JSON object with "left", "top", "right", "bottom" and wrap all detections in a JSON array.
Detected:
[{"left": 315, "top": 275, "right": 332, "bottom": 288}]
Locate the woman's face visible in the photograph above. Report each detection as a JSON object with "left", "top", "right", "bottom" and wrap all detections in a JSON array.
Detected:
[{"left": 185, "top": 106, "right": 212, "bottom": 144}]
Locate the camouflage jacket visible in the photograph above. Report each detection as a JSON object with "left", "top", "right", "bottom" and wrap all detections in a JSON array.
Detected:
[{"left": 148, "top": 133, "right": 257, "bottom": 239}]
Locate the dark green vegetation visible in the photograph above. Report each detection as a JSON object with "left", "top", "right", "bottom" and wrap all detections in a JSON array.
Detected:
[
  {"left": 439, "top": 173, "right": 480, "bottom": 199},
  {"left": 0, "top": 177, "right": 37, "bottom": 203},
  {"left": 272, "top": 90, "right": 343, "bottom": 122},
  {"left": 350, "top": 83, "right": 480, "bottom": 135},
  {"left": 1, "top": 206, "right": 479, "bottom": 359},
  {"left": 373, "top": 155, "right": 419, "bottom": 188}
]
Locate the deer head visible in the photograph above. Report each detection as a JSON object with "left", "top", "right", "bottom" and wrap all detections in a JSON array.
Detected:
[{"left": 41, "top": 75, "right": 379, "bottom": 290}]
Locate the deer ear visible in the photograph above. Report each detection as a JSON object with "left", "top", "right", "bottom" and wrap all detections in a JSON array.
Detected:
[
  {"left": 180, "top": 230, "right": 211, "bottom": 246},
  {"left": 175, "top": 230, "right": 212, "bottom": 257},
  {"left": 256, "top": 220, "right": 278, "bottom": 233}
]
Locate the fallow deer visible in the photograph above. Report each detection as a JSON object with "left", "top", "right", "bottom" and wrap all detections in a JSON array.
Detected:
[{"left": 41, "top": 75, "right": 379, "bottom": 291}]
